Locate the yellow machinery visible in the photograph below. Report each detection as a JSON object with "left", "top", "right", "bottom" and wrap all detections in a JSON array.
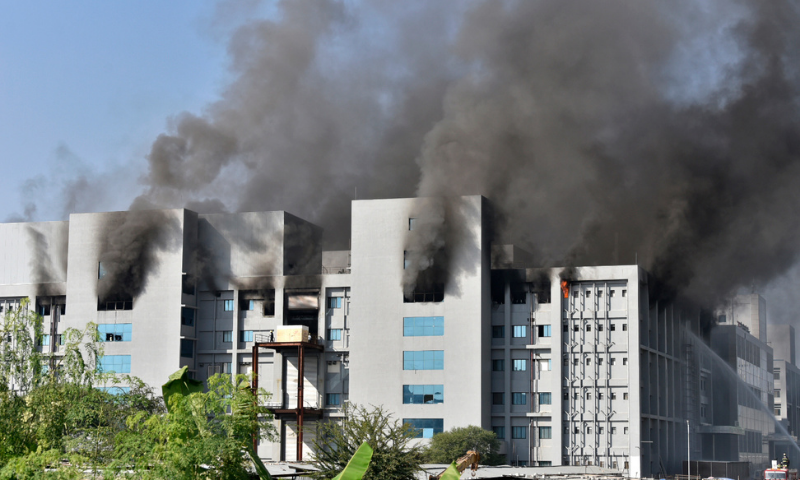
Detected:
[{"left": 430, "top": 450, "right": 481, "bottom": 479}]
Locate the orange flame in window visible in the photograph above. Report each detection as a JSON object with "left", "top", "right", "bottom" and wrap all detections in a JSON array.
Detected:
[{"left": 561, "top": 280, "right": 569, "bottom": 298}]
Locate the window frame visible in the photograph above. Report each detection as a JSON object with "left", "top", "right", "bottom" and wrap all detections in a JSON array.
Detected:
[
  {"left": 512, "top": 359, "right": 527, "bottom": 371},
  {"left": 512, "top": 426, "right": 527, "bottom": 439},
  {"left": 328, "top": 328, "right": 343, "bottom": 341},
  {"left": 512, "top": 325, "right": 527, "bottom": 338}
]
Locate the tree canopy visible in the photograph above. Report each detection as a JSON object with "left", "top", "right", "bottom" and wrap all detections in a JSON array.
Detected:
[
  {"left": 423, "top": 425, "right": 504, "bottom": 466},
  {"left": 0, "top": 300, "right": 276, "bottom": 479}
]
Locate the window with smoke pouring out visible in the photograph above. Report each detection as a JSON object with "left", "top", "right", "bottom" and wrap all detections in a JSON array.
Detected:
[
  {"left": 403, "top": 284, "right": 444, "bottom": 303},
  {"left": 97, "top": 295, "right": 133, "bottom": 311}
]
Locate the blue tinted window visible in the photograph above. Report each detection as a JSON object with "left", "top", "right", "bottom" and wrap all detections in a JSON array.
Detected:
[
  {"left": 512, "top": 359, "right": 527, "bottom": 371},
  {"left": 240, "top": 330, "right": 254, "bottom": 342},
  {"left": 41, "top": 334, "right": 50, "bottom": 346},
  {"left": 492, "top": 359, "right": 504, "bottom": 371},
  {"left": 512, "top": 392, "right": 527, "bottom": 405},
  {"left": 98, "top": 324, "right": 132, "bottom": 342},
  {"left": 538, "top": 325, "right": 552, "bottom": 337},
  {"left": 492, "top": 426, "right": 505, "bottom": 439},
  {"left": 403, "top": 351, "right": 444, "bottom": 370},
  {"left": 98, "top": 355, "right": 131, "bottom": 374},
  {"left": 403, "top": 385, "right": 444, "bottom": 404},
  {"left": 328, "top": 328, "right": 342, "bottom": 341},
  {"left": 223, "top": 300, "right": 234, "bottom": 311},
  {"left": 326, "top": 393, "right": 341, "bottom": 405},
  {"left": 403, "top": 317, "right": 444, "bottom": 336},
  {"left": 512, "top": 426, "right": 527, "bottom": 439},
  {"left": 328, "top": 297, "right": 342, "bottom": 309},
  {"left": 512, "top": 325, "right": 527, "bottom": 338},
  {"left": 539, "top": 392, "right": 552, "bottom": 404},
  {"left": 404, "top": 418, "right": 444, "bottom": 438},
  {"left": 539, "top": 427, "right": 552, "bottom": 439}
]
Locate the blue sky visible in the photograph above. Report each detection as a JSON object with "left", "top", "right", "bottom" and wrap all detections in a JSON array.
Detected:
[{"left": 0, "top": 1, "right": 242, "bottom": 220}]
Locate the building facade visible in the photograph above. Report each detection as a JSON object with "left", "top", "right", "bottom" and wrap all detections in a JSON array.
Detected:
[{"left": 0, "top": 195, "right": 783, "bottom": 476}]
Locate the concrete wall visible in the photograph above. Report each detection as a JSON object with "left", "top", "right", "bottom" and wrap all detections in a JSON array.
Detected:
[{"left": 349, "top": 195, "right": 491, "bottom": 441}]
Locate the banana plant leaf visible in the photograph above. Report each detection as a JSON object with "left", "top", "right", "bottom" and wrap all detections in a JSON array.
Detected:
[
  {"left": 245, "top": 443, "right": 274, "bottom": 480},
  {"left": 332, "top": 441, "right": 373, "bottom": 480},
  {"left": 439, "top": 462, "right": 462, "bottom": 480},
  {"left": 161, "top": 366, "right": 203, "bottom": 412}
]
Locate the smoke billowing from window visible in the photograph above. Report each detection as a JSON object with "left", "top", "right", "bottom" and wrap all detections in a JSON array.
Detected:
[
  {"left": 17, "top": 1, "right": 800, "bottom": 310},
  {"left": 97, "top": 210, "right": 181, "bottom": 303}
]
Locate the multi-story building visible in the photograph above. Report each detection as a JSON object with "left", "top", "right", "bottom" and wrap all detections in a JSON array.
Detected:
[
  {"left": 708, "top": 323, "right": 775, "bottom": 471},
  {"left": 0, "top": 195, "right": 780, "bottom": 477},
  {"left": 768, "top": 324, "right": 800, "bottom": 466}
]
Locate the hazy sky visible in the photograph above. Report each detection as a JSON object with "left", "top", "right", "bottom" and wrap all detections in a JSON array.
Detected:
[{"left": 0, "top": 1, "right": 242, "bottom": 220}]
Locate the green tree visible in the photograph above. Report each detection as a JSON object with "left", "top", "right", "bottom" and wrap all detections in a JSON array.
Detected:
[
  {"left": 112, "top": 373, "right": 276, "bottom": 480},
  {"left": 310, "top": 404, "right": 423, "bottom": 480},
  {"left": 423, "top": 425, "right": 503, "bottom": 466},
  {"left": 0, "top": 298, "right": 44, "bottom": 395},
  {"left": 0, "top": 301, "right": 163, "bottom": 476}
]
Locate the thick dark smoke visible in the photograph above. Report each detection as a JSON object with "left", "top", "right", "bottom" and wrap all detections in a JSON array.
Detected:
[
  {"left": 15, "top": 1, "right": 800, "bottom": 312},
  {"left": 401, "top": 197, "right": 482, "bottom": 299},
  {"left": 97, "top": 210, "right": 181, "bottom": 303},
  {"left": 131, "top": 0, "right": 455, "bottom": 249},
  {"left": 411, "top": 1, "right": 800, "bottom": 307}
]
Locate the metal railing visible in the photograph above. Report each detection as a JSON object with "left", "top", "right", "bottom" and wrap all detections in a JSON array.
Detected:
[
  {"left": 253, "top": 332, "right": 323, "bottom": 345},
  {"left": 322, "top": 266, "right": 351, "bottom": 274}
]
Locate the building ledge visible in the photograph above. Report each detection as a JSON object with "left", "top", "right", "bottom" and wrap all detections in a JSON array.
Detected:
[{"left": 699, "top": 425, "right": 745, "bottom": 435}]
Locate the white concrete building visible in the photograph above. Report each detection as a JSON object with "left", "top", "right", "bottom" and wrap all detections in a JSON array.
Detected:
[{"left": 0, "top": 195, "right": 778, "bottom": 477}]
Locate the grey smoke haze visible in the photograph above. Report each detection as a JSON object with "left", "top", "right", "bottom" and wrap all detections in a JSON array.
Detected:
[
  {"left": 13, "top": 1, "right": 800, "bottom": 312},
  {"left": 26, "top": 225, "right": 68, "bottom": 296},
  {"left": 97, "top": 210, "right": 181, "bottom": 303}
]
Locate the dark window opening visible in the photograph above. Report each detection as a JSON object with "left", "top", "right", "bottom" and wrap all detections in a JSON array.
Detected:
[
  {"left": 535, "top": 280, "right": 551, "bottom": 304},
  {"left": 510, "top": 283, "right": 527, "bottom": 304},
  {"left": 97, "top": 295, "right": 133, "bottom": 311},
  {"left": 285, "top": 290, "right": 320, "bottom": 338},
  {"left": 181, "top": 307, "right": 196, "bottom": 326},
  {"left": 36, "top": 304, "right": 51, "bottom": 316},
  {"left": 403, "top": 284, "right": 444, "bottom": 303},
  {"left": 181, "top": 274, "right": 196, "bottom": 295},
  {"left": 491, "top": 281, "right": 505, "bottom": 304},
  {"left": 263, "top": 290, "right": 276, "bottom": 316},
  {"left": 180, "top": 339, "right": 194, "bottom": 358},
  {"left": 239, "top": 289, "right": 276, "bottom": 316},
  {"left": 106, "top": 333, "right": 123, "bottom": 342}
]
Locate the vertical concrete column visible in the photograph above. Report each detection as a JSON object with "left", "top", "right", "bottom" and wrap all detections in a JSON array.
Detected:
[{"left": 232, "top": 289, "right": 240, "bottom": 381}]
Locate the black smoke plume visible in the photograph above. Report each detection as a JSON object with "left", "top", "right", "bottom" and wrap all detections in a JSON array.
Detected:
[
  {"left": 401, "top": 197, "right": 483, "bottom": 299},
  {"left": 16, "top": 1, "right": 800, "bottom": 313},
  {"left": 97, "top": 210, "right": 180, "bottom": 303}
]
